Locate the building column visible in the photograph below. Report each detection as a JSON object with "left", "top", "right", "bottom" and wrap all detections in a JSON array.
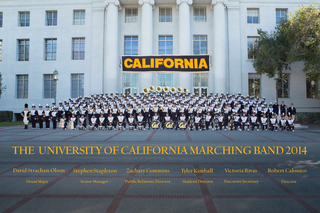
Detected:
[
  {"left": 139, "top": 0, "right": 155, "bottom": 90},
  {"left": 177, "top": 0, "right": 192, "bottom": 92},
  {"left": 227, "top": 3, "right": 241, "bottom": 94},
  {"left": 104, "top": 0, "right": 121, "bottom": 94},
  {"left": 212, "top": 0, "right": 227, "bottom": 94}
]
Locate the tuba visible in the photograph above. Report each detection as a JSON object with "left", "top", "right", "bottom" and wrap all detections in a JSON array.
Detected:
[
  {"left": 184, "top": 88, "right": 188, "bottom": 94},
  {"left": 164, "top": 86, "right": 169, "bottom": 93},
  {"left": 149, "top": 85, "right": 155, "bottom": 92},
  {"left": 177, "top": 87, "right": 182, "bottom": 93},
  {"left": 156, "top": 86, "right": 162, "bottom": 93},
  {"left": 170, "top": 87, "right": 176, "bottom": 93},
  {"left": 143, "top": 88, "right": 149, "bottom": 94}
]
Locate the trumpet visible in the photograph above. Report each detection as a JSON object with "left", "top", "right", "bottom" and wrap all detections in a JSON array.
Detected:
[
  {"left": 164, "top": 86, "right": 169, "bottom": 93},
  {"left": 183, "top": 88, "right": 188, "bottom": 94},
  {"left": 149, "top": 85, "right": 155, "bottom": 92},
  {"left": 156, "top": 86, "right": 162, "bottom": 92},
  {"left": 170, "top": 87, "right": 176, "bottom": 93},
  {"left": 143, "top": 88, "right": 149, "bottom": 94},
  {"left": 177, "top": 87, "right": 182, "bottom": 93}
]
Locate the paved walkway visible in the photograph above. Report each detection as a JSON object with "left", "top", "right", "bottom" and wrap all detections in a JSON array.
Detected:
[{"left": 0, "top": 125, "right": 319, "bottom": 213}]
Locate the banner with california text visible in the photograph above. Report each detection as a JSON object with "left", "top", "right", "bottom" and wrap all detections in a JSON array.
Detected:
[{"left": 121, "top": 55, "right": 210, "bottom": 73}]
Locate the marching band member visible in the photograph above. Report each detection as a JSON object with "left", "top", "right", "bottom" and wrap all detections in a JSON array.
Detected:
[
  {"left": 269, "top": 114, "right": 278, "bottom": 131},
  {"left": 205, "top": 112, "right": 213, "bottom": 130},
  {"left": 79, "top": 114, "right": 87, "bottom": 130},
  {"left": 194, "top": 113, "right": 202, "bottom": 131},
  {"left": 69, "top": 114, "right": 77, "bottom": 130},
  {"left": 107, "top": 113, "right": 116, "bottom": 130},
  {"left": 289, "top": 103, "right": 296, "bottom": 121},
  {"left": 90, "top": 114, "right": 98, "bottom": 129},
  {"left": 57, "top": 102, "right": 64, "bottom": 121},
  {"left": 117, "top": 112, "right": 126, "bottom": 130},
  {"left": 240, "top": 112, "right": 249, "bottom": 131},
  {"left": 250, "top": 113, "right": 259, "bottom": 131},
  {"left": 37, "top": 105, "right": 44, "bottom": 129},
  {"left": 233, "top": 113, "right": 241, "bottom": 131},
  {"left": 21, "top": 103, "right": 30, "bottom": 129},
  {"left": 162, "top": 113, "right": 172, "bottom": 129},
  {"left": 137, "top": 112, "right": 145, "bottom": 130},
  {"left": 287, "top": 115, "right": 295, "bottom": 132},
  {"left": 60, "top": 114, "right": 67, "bottom": 130},
  {"left": 217, "top": 112, "right": 225, "bottom": 131},
  {"left": 30, "top": 104, "right": 37, "bottom": 129},
  {"left": 279, "top": 115, "right": 287, "bottom": 131},
  {"left": 44, "top": 104, "right": 51, "bottom": 129},
  {"left": 128, "top": 114, "right": 137, "bottom": 130},
  {"left": 99, "top": 114, "right": 106, "bottom": 129},
  {"left": 152, "top": 112, "right": 160, "bottom": 121},
  {"left": 51, "top": 107, "right": 58, "bottom": 129},
  {"left": 260, "top": 114, "right": 268, "bottom": 131}
]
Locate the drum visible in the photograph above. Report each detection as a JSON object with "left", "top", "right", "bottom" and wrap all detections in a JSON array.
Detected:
[
  {"left": 201, "top": 114, "right": 206, "bottom": 130},
  {"left": 165, "top": 121, "right": 174, "bottom": 129},
  {"left": 129, "top": 126, "right": 134, "bottom": 131},
  {"left": 107, "top": 126, "right": 113, "bottom": 131},
  {"left": 178, "top": 121, "right": 188, "bottom": 130},
  {"left": 138, "top": 126, "right": 143, "bottom": 130},
  {"left": 118, "top": 126, "right": 123, "bottom": 131},
  {"left": 78, "top": 126, "right": 84, "bottom": 130},
  {"left": 151, "top": 120, "right": 160, "bottom": 130},
  {"left": 89, "top": 126, "right": 95, "bottom": 130},
  {"left": 189, "top": 115, "right": 194, "bottom": 131}
]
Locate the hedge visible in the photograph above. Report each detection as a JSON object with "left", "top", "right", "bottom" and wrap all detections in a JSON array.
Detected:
[
  {"left": 295, "top": 112, "right": 320, "bottom": 123},
  {"left": 0, "top": 111, "right": 13, "bottom": 122}
]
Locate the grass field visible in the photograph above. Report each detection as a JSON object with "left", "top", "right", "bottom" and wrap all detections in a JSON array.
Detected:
[{"left": 0, "top": 122, "right": 24, "bottom": 127}]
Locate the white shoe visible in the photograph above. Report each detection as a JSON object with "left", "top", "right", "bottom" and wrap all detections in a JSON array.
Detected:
[
  {"left": 257, "top": 129, "right": 259, "bottom": 131},
  {"left": 143, "top": 128, "right": 145, "bottom": 130},
  {"left": 275, "top": 129, "right": 277, "bottom": 131},
  {"left": 224, "top": 128, "right": 226, "bottom": 131},
  {"left": 292, "top": 130, "right": 294, "bottom": 132}
]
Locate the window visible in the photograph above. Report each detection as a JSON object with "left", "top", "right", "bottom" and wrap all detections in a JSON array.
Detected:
[
  {"left": 0, "top": 74, "right": 2, "bottom": 98},
  {"left": 276, "top": 73, "right": 290, "bottom": 98},
  {"left": 0, "top": 40, "right": 2, "bottom": 61},
  {"left": 44, "top": 74, "right": 55, "bottom": 98},
  {"left": 248, "top": 73, "right": 261, "bottom": 98},
  {"left": 0, "top": 12, "right": 3, "bottom": 27},
  {"left": 159, "top": 36, "right": 173, "bottom": 55},
  {"left": 72, "top": 38, "right": 85, "bottom": 60},
  {"left": 18, "top": 39, "right": 29, "bottom": 61},
  {"left": 247, "top": 9, "right": 259, "bottom": 24},
  {"left": 73, "top": 10, "right": 85, "bottom": 25},
  {"left": 276, "top": 9, "right": 287, "bottom": 24},
  {"left": 159, "top": 8, "right": 172, "bottom": 22},
  {"left": 158, "top": 73, "right": 173, "bottom": 87},
  {"left": 123, "top": 73, "right": 139, "bottom": 96},
  {"left": 193, "top": 35, "right": 207, "bottom": 55},
  {"left": 71, "top": 74, "right": 84, "bottom": 98},
  {"left": 19, "top": 12, "right": 30, "bottom": 27},
  {"left": 17, "top": 75, "right": 28, "bottom": 99},
  {"left": 306, "top": 74, "right": 318, "bottom": 98},
  {"left": 194, "top": 8, "right": 206, "bottom": 22},
  {"left": 125, "top": 8, "right": 138, "bottom": 23},
  {"left": 45, "top": 39, "right": 57, "bottom": 61},
  {"left": 193, "top": 73, "right": 208, "bottom": 95},
  {"left": 46, "top": 11, "right": 57, "bottom": 26},
  {"left": 124, "top": 36, "right": 138, "bottom": 55},
  {"left": 247, "top": 37, "right": 258, "bottom": 59}
]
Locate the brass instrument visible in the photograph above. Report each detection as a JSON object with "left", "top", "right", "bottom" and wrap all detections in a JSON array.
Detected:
[
  {"left": 156, "top": 86, "right": 162, "bottom": 92},
  {"left": 158, "top": 106, "right": 162, "bottom": 109},
  {"left": 177, "top": 87, "right": 182, "bottom": 93},
  {"left": 183, "top": 88, "right": 188, "bottom": 94},
  {"left": 149, "top": 85, "right": 155, "bottom": 92},
  {"left": 143, "top": 88, "right": 149, "bottom": 94},
  {"left": 164, "top": 86, "right": 169, "bottom": 93},
  {"left": 152, "top": 107, "right": 155, "bottom": 111},
  {"left": 170, "top": 87, "right": 176, "bottom": 93},
  {"left": 118, "top": 109, "right": 121, "bottom": 113}
]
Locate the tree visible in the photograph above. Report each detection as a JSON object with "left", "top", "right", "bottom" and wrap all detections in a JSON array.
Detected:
[{"left": 251, "top": 3, "right": 320, "bottom": 81}]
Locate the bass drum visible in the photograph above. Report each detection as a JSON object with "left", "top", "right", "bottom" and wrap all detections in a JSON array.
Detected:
[
  {"left": 151, "top": 120, "right": 160, "bottom": 129},
  {"left": 165, "top": 121, "right": 174, "bottom": 129},
  {"left": 178, "top": 121, "right": 188, "bottom": 130}
]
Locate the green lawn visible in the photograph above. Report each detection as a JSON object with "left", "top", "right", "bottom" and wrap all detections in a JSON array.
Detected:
[{"left": 0, "top": 122, "right": 24, "bottom": 127}]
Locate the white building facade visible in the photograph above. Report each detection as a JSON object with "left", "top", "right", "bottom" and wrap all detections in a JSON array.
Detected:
[{"left": 0, "top": 0, "right": 319, "bottom": 114}]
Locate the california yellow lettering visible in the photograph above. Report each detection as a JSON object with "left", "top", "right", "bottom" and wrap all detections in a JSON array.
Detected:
[
  {"left": 198, "top": 58, "right": 208, "bottom": 69},
  {"left": 175, "top": 58, "right": 184, "bottom": 68},
  {"left": 164, "top": 58, "right": 174, "bottom": 68},
  {"left": 124, "top": 58, "right": 133, "bottom": 68},
  {"left": 155, "top": 58, "right": 163, "bottom": 68},
  {"left": 133, "top": 58, "right": 142, "bottom": 68},
  {"left": 142, "top": 58, "right": 150, "bottom": 68},
  {"left": 184, "top": 59, "right": 193, "bottom": 69}
]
